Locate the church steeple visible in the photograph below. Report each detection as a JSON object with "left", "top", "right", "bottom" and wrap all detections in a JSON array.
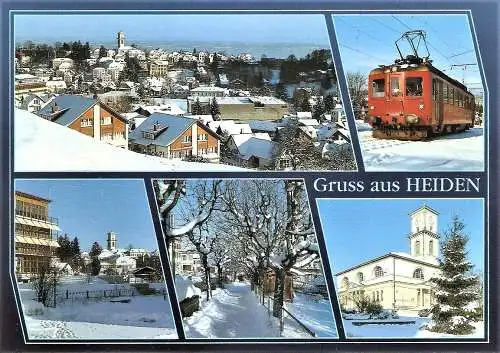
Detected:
[
  {"left": 107, "top": 231, "right": 117, "bottom": 251},
  {"left": 408, "top": 205, "right": 439, "bottom": 260}
]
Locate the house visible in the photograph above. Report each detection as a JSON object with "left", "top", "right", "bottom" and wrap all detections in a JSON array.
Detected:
[
  {"left": 38, "top": 94, "right": 129, "bottom": 149},
  {"left": 14, "top": 191, "right": 61, "bottom": 282},
  {"left": 187, "top": 96, "right": 288, "bottom": 121},
  {"left": 336, "top": 205, "right": 441, "bottom": 311},
  {"left": 208, "top": 120, "right": 252, "bottom": 136},
  {"left": 227, "top": 133, "right": 276, "bottom": 168},
  {"left": 128, "top": 113, "right": 221, "bottom": 162},
  {"left": 19, "top": 93, "right": 55, "bottom": 113},
  {"left": 322, "top": 128, "right": 351, "bottom": 156},
  {"left": 248, "top": 120, "right": 279, "bottom": 137}
]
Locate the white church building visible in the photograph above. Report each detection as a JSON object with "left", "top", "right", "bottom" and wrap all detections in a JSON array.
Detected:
[
  {"left": 336, "top": 205, "right": 441, "bottom": 311},
  {"left": 98, "top": 231, "right": 137, "bottom": 275}
]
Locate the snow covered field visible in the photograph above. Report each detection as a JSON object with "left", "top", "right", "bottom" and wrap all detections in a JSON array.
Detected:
[
  {"left": 182, "top": 282, "right": 337, "bottom": 339},
  {"left": 355, "top": 121, "right": 484, "bottom": 171},
  {"left": 17, "top": 276, "right": 177, "bottom": 340},
  {"left": 14, "top": 109, "right": 242, "bottom": 172},
  {"left": 343, "top": 310, "right": 484, "bottom": 339}
]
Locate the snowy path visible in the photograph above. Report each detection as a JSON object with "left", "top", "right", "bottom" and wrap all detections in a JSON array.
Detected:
[
  {"left": 358, "top": 127, "right": 484, "bottom": 171},
  {"left": 183, "top": 282, "right": 280, "bottom": 338}
]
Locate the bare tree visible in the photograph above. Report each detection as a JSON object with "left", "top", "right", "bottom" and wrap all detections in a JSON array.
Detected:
[
  {"left": 31, "top": 263, "right": 60, "bottom": 307},
  {"left": 346, "top": 71, "right": 368, "bottom": 120}
]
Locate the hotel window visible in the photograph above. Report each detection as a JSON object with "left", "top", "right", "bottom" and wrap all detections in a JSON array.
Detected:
[{"left": 374, "top": 266, "right": 383, "bottom": 278}]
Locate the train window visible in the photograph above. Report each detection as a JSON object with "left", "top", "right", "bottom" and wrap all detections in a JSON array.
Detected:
[
  {"left": 372, "top": 79, "right": 385, "bottom": 98},
  {"left": 450, "top": 88, "right": 455, "bottom": 105},
  {"left": 406, "top": 77, "right": 423, "bottom": 96},
  {"left": 432, "top": 78, "right": 438, "bottom": 101},
  {"left": 391, "top": 77, "right": 401, "bottom": 96},
  {"left": 443, "top": 85, "right": 448, "bottom": 104}
]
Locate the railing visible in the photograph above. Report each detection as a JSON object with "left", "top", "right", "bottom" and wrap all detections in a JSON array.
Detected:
[
  {"left": 255, "top": 284, "right": 316, "bottom": 337},
  {"left": 51, "top": 287, "right": 168, "bottom": 306}
]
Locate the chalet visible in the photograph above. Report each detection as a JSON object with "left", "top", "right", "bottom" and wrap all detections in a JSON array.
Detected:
[
  {"left": 38, "top": 95, "right": 129, "bottom": 149},
  {"left": 129, "top": 113, "right": 221, "bottom": 162},
  {"left": 227, "top": 133, "right": 276, "bottom": 169}
]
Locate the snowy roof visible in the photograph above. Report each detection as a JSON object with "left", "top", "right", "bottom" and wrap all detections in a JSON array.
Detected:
[
  {"left": 191, "top": 86, "right": 227, "bottom": 93},
  {"left": 15, "top": 109, "right": 241, "bottom": 172},
  {"left": 129, "top": 113, "right": 196, "bottom": 147},
  {"left": 39, "top": 95, "right": 97, "bottom": 126},
  {"left": 248, "top": 120, "right": 279, "bottom": 132},
  {"left": 208, "top": 120, "right": 252, "bottom": 135},
  {"left": 136, "top": 104, "right": 185, "bottom": 116},
  {"left": 231, "top": 134, "right": 275, "bottom": 160},
  {"left": 335, "top": 251, "right": 439, "bottom": 276},
  {"left": 409, "top": 205, "right": 440, "bottom": 216},
  {"left": 298, "top": 119, "right": 320, "bottom": 127},
  {"left": 185, "top": 115, "right": 213, "bottom": 125},
  {"left": 297, "top": 112, "right": 313, "bottom": 119}
]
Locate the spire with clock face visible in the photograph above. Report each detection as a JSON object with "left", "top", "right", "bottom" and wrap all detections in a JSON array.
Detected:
[{"left": 409, "top": 204, "right": 439, "bottom": 260}]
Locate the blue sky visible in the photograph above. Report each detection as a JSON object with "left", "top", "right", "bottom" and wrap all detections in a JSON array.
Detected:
[
  {"left": 15, "top": 179, "right": 158, "bottom": 252},
  {"left": 317, "top": 198, "right": 485, "bottom": 275},
  {"left": 334, "top": 14, "right": 483, "bottom": 95},
  {"left": 14, "top": 14, "right": 330, "bottom": 45}
]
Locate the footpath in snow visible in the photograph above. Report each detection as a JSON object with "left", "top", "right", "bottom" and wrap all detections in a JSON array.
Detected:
[
  {"left": 356, "top": 123, "right": 484, "bottom": 171},
  {"left": 183, "top": 282, "right": 337, "bottom": 339},
  {"left": 184, "top": 282, "right": 279, "bottom": 338}
]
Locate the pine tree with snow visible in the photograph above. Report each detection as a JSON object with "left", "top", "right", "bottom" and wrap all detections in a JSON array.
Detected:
[{"left": 429, "top": 216, "right": 480, "bottom": 335}]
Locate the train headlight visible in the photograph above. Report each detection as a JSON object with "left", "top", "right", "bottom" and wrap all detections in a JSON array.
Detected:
[
  {"left": 418, "top": 104, "right": 424, "bottom": 110},
  {"left": 405, "top": 115, "right": 419, "bottom": 124},
  {"left": 370, "top": 105, "right": 375, "bottom": 110}
]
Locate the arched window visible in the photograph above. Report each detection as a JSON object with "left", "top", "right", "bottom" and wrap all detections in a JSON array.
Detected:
[
  {"left": 413, "top": 268, "right": 424, "bottom": 279},
  {"left": 357, "top": 272, "right": 364, "bottom": 283},
  {"left": 415, "top": 240, "right": 421, "bottom": 256},
  {"left": 429, "top": 240, "right": 434, "bottom": 255},
  {"left": 374, "top": 266, "right": 384, "bottom": 278},
  {"left": 342, "top": 277, "right": 349, "bottom": 288}
]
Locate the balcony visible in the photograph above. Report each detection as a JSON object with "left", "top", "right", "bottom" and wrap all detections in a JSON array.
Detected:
[{"left": 14, "top": 213, "right": 61, "bottom": 231}]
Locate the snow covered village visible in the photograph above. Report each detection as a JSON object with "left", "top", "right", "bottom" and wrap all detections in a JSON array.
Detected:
[
  {"left": 14, "top": 15, "right": 357, "bottom": 172},
  {"left": 153, "top": 179, "right": 337, "bottom": 338},
  {"left": 13, "top": 180, "right": 177, "bottom": 340},
  {"left": 319, "top": 199, "right": 485, "bottom": 339}
]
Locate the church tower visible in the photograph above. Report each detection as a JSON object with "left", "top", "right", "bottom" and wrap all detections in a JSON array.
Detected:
[
  {"left": 117, "top": 32, "right": 125, "bottom": 49},
  {"left": 408, "top": 205, "right": 439, "bottom": 260},
  {"left": 107, "top": 231, "right": 117, "bottom": 251}
]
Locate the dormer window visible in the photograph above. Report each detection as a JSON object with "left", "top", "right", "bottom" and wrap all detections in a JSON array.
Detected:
[{"left": 142, "top": 122, "right": 168, "bottom": 140}]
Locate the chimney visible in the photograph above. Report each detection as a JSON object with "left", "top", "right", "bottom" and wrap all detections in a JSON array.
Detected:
[{"left": 52, "top": 102, "right": 59, "bottom": 113}]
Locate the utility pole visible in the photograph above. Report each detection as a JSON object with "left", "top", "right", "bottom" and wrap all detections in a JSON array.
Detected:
[{"left": 450, "top": 64, "right": 477, "bottom": 85}]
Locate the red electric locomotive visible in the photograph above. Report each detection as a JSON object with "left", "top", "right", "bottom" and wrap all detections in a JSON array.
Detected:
[{"left": 367, "top": 30, "right": 475, "bottom": 140}]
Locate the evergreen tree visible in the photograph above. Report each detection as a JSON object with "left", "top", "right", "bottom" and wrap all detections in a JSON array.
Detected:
[
  {"left": 56, "top": 234, "right": 72, "bottom": 261},
  {"left": 89, "top": 242, "right": 103, "bottom": 276},
  {"left": 192, "top": 98, "right": 202, "bottom": 115},
  {"left": 312, "top": 99, "right": 325, "bottom": 122},
  {"left": 210, "top": 97, "right": 220, "bottom": 118},
  {"left": 275, "top": 83, "right": 288, "bottom": 102},
  {"left": 324, "top": 94, "right": 335, "bottom": 113},
  {"left": 98, "top": 45, "right": 107, "bottom": 59},
  {"left": 429, "top": 217, "right": 480, "bottom": 335}
]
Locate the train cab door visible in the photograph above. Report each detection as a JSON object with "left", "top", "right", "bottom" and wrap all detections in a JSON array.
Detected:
[
  {"left": 433, "top": 78, "right": 444, "bottom": 127},
  {"left": 387, "top": 75, "right": 403, "bottom": 119}
]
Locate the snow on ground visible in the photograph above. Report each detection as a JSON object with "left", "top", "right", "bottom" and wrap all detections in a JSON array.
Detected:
[
  {"left": 18, "top": 276, "right": 177, "bottom": 340},
  {"left": 183, "top": 282, "right": 334, "bottom": 339},
  {"left": 343, "top": 310, "right": 485, "bottom": 339},
  {"left": 357, "top": 124, "right": 484, "bottom": 171},
  {"left": 284, "top": 293, "right": 337, "bottom": 337},
  {"left": 14, "top": 109, "right": 242, "bottom": 172},
  {"left": 183, "top": 282, "right": 279, "bottom": 338}
]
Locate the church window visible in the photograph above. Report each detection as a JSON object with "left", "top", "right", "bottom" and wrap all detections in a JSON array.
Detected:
[
  {"left": 374, "top": 266, "right": 383, "bottom": 278},
  {"left": 429, "top": 240, "right": 434, "bottom": 255},
  {"left": 357, "top": 272, "right": 364, "bottom": 283},
  {"left": 380, "top": 290, "right": 384, "bottom": 301},
  {"left": 342, "top": 277, "right": 349, "bottom": 288},
  {"left": 413, "top": 268, "right": 424, "bottom": 279},
  {"left": 415, "top": 240, "right": 421, "bottom": 256}
]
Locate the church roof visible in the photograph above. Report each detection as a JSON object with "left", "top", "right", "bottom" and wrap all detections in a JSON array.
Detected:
[
  {"left": 409, "top": 204, "right": 439, "bottom": 216},
  {"left": 335, "top": 251, "right": 439, "bottom": 276}
]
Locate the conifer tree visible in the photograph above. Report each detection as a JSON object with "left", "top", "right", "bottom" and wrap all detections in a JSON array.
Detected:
[
  {"left": 430, "top": 216, "right": 480, "bottom": 335},
  {"left": 210, "top": 97, "right": 220, "bottom": 118}
]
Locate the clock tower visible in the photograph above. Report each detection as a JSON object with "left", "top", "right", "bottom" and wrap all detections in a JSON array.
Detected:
[{"left": 408, "top": 205, "right": 439, "bottom": 260}]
